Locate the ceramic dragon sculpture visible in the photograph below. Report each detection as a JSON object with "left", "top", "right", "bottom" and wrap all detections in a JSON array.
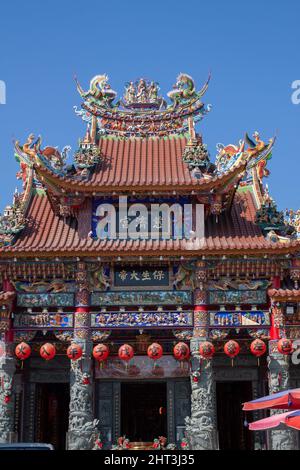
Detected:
[
  {"left": 75, "top": 74, "right": 117, "bottom": 108},
  {"left": 167, "top": 72, "right": 210, "bottom": 108}
]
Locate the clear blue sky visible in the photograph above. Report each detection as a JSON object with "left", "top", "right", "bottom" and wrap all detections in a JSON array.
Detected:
[{"left": 0, "top": 0, "right": 299, "bottom": 211}]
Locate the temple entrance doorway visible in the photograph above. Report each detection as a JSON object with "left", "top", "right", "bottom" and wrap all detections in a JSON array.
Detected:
[
  {"left": 35, "top": 383, "right": 69, "bottom": 450},
  {"left": 121, "top": 382, "right": 167, "bottom": 442},
  {"left": 216, "top": 381, "right": 253, "bottom": 450}
]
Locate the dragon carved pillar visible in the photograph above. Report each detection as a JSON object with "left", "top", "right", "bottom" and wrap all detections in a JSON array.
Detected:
[
  {"left": 267, "top": 340, "right": 297, "bottom": 449},
  {"left": 67, "top": 261, "right": 99, "bottom": 450},
  {"left": 0, "top": 280, "right": 16, "bottom": 443},
  {"left": 185, "top": 261, "right": 218, "bottom": 450}
]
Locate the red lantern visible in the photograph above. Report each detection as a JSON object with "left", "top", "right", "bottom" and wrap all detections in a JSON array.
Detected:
[
  {"left": 118, "top": 344, "right": 134, "bottom": 361},
  {"left": 147, "top": 343, "right": 163, "bottom": 360},
  {"left": 278, "top": 338, "right": 293, "bottom": 355},
  {"left": 15, "top": 342, "right": 31, "bottom": 361},
  {"left": 93, "top": 344, "right": 109, "bottom": 362},
  {"left": 40, "top": 343, "right": 56, "bottom": 361},
  {"left": 224, "top": 340, "right": 240, "bottom": 365},
  {"left": 67, "top": 343, "right": 83, "bottom": 361},
  {"left": 199, "top": 341, "right": 215, "bottom": 359},
  {"left": 173, "top": 342, "right": 190, "bottom": 361},
  {"left": 4, "top": 395, "right": 11, "bottom": 404},
  {"left": 250, "top": 339, "right": 266, "bottom": 358}
]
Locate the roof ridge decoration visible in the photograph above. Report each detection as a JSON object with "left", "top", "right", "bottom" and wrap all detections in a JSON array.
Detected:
[
  {"left": 285, "top": 209, "right": 300, "bottom": 239},
  {"left": 74, "top": 72, "right": 212, "bottom": 138},
  {"left": 255, "top": 186, "right": 297, "bottom": 242},
  {"left": 0, "top": 191, "right": 27, "bottom": 247},
  {"left": 215, "top": 131, "right": 274, "bottom": 179}
]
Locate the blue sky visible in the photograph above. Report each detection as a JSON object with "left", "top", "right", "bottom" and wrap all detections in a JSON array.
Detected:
[{"left": 0, "top": 0, "right": 299, "bottom": 211}]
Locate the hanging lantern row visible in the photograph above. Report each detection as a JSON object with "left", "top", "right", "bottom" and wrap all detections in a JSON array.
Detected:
[{"left": 13, "top": 338, "right": 294, "bottom": 363}]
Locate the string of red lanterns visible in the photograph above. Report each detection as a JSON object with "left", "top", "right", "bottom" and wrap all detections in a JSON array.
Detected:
[{"left": 12, "top": 338, "right": 293, "bottom": 363}]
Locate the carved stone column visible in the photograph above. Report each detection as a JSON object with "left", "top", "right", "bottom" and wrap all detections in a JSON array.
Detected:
[
  {"left": 267, "top": 341, "right": 297, "bottom": 450},
  {"left": 67, "top": 262, "right": 98, "bottom": 450},
  {"left": 0, "top": 352, "right": 16, "bottom": 443},
  {"left": 185, "top": 262, "right": 218, "bottom": 450},
  {"left": 0, "top": 280, "right": 16, "bottom": 443}
]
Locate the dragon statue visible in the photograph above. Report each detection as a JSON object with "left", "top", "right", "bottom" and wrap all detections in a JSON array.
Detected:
[
  {"left": 75, "top": 74, "right": 117, "bottom": 108},
  {"left": 167, "top": 73, "right": 210, "bottom": 109}
]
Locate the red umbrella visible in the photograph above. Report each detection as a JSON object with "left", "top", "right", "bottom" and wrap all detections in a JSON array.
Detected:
[
  {"left": 243, "top": 388, "right": 300, "bottom": 411},
  {"left": 249, "top": 410, "right": 300, "bottom": 431}
]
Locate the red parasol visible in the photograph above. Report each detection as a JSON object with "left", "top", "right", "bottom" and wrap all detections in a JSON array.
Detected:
[
  {"left": 243, "top": 388, "right": 300, "bottom": 411},
  {"left": 249, "top": 410, "right": 300, "bottom": 431}
]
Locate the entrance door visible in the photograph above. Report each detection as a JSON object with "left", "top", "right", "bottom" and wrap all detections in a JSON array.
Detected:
[
  {"left": 216, "top": 381, "right": 253, "bottom": 450},
  {"left": 35, "top": 383, "right": 69, "bottom": 450},
  {"left": 121, "top": 382, "right": 167, "bottom": 442}
]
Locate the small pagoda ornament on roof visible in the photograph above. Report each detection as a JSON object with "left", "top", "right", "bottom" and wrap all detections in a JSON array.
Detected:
[
  {"left": 0, "top": 192, "right": 27, "bottom": 246},
  {"left": 74, "top": 124, "right": 102, "bottom": 171}
]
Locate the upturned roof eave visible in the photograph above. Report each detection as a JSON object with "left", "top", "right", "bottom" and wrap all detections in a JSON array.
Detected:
[{"left": 34, "top": 159, "right": 247, "bottom": 195}]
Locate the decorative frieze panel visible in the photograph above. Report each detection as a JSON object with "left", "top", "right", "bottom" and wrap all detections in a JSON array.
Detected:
[
  {"left": 91, "top": 290, "right": 192, "bottom": 306},
  {"left": 209, "top": 311, "right": 270, "bottom": 327},
  {"left": 208, "top": 290, "right": 266, "bottom": 305},
  {"left": 13, "top": 312, "right": 73, "bottom": 328},
  {"left": 91, "top": 310, "right": 193, "bottom": 328},
  {"left": 17, "top": 293, "right": 74, "bottom": 307}
]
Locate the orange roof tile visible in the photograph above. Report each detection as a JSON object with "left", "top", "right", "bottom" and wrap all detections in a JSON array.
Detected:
[{"left": 1, "top": 189, "right": 299, "bottom": 257}]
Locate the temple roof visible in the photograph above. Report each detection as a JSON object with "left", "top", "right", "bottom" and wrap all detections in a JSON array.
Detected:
[
  {"left": 1, "top": 188, "right": 299, "bottom": 257},
  {"left": 0, "top": 72, "right": 298, "bottom": 255},
  {"left": 35, "top": 135, "right": 246, "bottom": 192}
]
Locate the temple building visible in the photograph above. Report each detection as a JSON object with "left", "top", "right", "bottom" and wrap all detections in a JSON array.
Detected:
[{"left": 0, "top": 72, "right": 299, "bottom": 450}]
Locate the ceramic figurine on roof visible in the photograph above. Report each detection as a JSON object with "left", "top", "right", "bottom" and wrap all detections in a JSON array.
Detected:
[
  {"left": 285, "top": 209, "right": 300, "bottom": 239},
  {"left": 215, "top": 131, "right": 274, "bottom": 180},
  {"left": 0, "top": 193, "right": 27, "bottom": 246},
  {"left": 182, "top": 137, "right": 216, "bottom": 175},
  {"left": 256, "top": 186, "right": 295, "bottom": 240},
  {"left": 74, "top": 124, "right": 102, "bottom": 171},
  {"left": 121, "top": 79, "right": 166, "bottom": 109},
  {"left": 15, "top": 134, "right": 70, "bottom": 175}
]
